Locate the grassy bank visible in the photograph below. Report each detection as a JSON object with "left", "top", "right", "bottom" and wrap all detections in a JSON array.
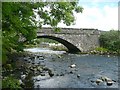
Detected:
[{"left": 89, "top": 47, "right": 118, "bottom": 55}]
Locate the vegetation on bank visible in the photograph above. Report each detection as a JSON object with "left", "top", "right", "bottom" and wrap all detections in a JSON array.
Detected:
[
  {"left": 2, "top": 76, "right": 22, "bottom": 89},
  {"left": 99, "top": 30, "right": 120, "bottom": 55},
  {"left": 89, "top": 47, "right": 116, "bottom": 55},
  {"left": 87, "top": 30, "right": 119, "bottom": 55}
]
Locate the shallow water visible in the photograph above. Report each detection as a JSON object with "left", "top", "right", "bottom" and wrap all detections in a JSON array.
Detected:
[
  {"left": 24, "top": 48, "right": 119, "bottom": 88},
  {"left": 24, "top": 48, "right": 66, "bottom": 54}
]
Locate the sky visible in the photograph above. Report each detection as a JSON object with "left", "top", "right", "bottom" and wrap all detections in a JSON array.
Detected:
[{"left": 56, "top": 0, "right": 119, "bottom": 31}]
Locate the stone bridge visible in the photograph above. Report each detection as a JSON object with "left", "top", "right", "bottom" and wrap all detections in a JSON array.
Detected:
[{"left": 37, "top": 27, "right": 101, "bottom": 53}]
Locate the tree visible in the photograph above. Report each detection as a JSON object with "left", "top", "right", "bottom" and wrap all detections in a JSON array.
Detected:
[{"left": 2, "top": 1, "right": 83, "bottom": 64}]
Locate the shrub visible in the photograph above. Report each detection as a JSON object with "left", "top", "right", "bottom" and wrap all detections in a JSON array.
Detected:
[
  {"left": 2, "top": 76, "right": 22, "bottom": 89},
  {"left": 99, "top": 30, "right": 120, "bottom": 53},
  {"left": 95, "top": 47, "right": 108, "bottom": 52}
]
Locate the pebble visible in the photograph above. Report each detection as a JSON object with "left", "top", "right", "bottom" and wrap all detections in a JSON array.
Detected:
[
  {"left": 107, "top": 80, "right": 114, "bottom": 86},
  {"left": 112, "top": 80, "right": 117, "bottom": 82},
  {"left": 58, "top": 55, "right": 62, "bottom": 58},
  {"left": 21, "top": 74, "right": 26, "bottom": 80},
  {"left": 70, "top": 64, "right": 76, "bottom": 68},
  {"left": 69, "top": 71, "right": 73, "bottom": 74},
  {"left": 56, "top": 74, "right": 59, "bottom": 76},
  {"left": 90, "top": 80, "right": 95, "bottom": 83},
  {"left": 30, "top": 68, "right": 34, "bottom": 71},
  {"left": 96, "top": 79, "right": 103, "bottom": 85},
  {"left": 32, "top": 62, "right": 35, "bottom": 64},
  {"left": 43, "top": 67, "right": 49, "bottom": 71},
  {"left": 77, "top": 74, "right": 80, "bottom": 78},
  {"left": 38, "top": 61, "right": 41, "bottom": 64},
  {"left": 60, "top": 73, "right": 64, "bottom": 76},
  {"left": 37, "top": 67, "right": 43, "bottom": 72},
  {"left": 36, "top": 78, "right": 41, "bottom": 82},
  {"left": 41, "top": 73, "right": 45, "bottom": 76},
  {"left": 107, "top": 55, "right": 110, "bottom": 57},
  {"left": 39, "top": 57, "right": 44, "bottom": 60},
  {"left": 37, "top": 85, "right": 40, "bottom": 88},
  {"left": 24, "top": 59, "right": 28, "bottom": 61},
  {"left": 101, "top": 76, "right": 112, "bottom": 82},
  {"left": 48, "top": 71, "right": 54, "bottom": 77}
]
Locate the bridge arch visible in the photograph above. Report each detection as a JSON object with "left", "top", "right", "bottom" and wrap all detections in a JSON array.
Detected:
[{"left": 37, "top": 35, "right": 81, "bottom": 53}]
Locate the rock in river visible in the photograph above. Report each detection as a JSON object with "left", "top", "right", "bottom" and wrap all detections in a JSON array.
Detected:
[
  {"left": 100, "top": 76, "right": 114, "bottom": 86},
  {"left": 106, "top": 80, "right": 114, "bottom": 86},
  {"left": 100, "top": 76, "right": 112, "bottom": 82},
  {"left": 77, "top": 74, "right": 80, "bottom": 78},
  {"left": 48, "top": 70, "right": 54, "bottom": 77},
  {"left": 40, "top": 73, "right": 45, "bottom": 76},
  {"left": 96, "top": 79, "right": 103, "bottom": 85},
  {"left": 69, "top": 71, "right": 73, "bottom": 74},
  {"left": 37, "top": 66, "right": 43, "bottom": 72},
  {"left": 21, "top": 74, "right": 26, "bottom": 80},
  {"left": 70, "top": 64, "right": 76, "bottom": 68},
  {"left": 60, "top": 73, "right": 64, "bottom": 76}
]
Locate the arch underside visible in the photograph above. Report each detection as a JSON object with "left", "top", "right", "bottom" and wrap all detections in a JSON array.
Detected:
[{"left": 37, "top": 35, "right": 81, "bottom": 53}]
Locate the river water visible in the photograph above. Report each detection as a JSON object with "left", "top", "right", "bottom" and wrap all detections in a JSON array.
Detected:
[{"left": 22, "top": 48, "right": 119, "bottom": 88}]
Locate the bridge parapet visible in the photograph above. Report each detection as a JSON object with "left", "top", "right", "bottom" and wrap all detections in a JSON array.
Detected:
[{"left": 37, "top": 27, "right": 101, "bottom": 35}]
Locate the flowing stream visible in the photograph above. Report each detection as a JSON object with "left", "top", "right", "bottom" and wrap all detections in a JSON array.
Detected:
[
  {"left": 17, "top": 48, "right": 119, "bottom": 88},
  {"left": 24, "top": 48, "right": 66, "bottom": 54}
]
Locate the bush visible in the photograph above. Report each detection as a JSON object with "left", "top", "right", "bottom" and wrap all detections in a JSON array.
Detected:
[
  {"left": 95, "top": 47, "right": 108, "bottom": 52},
  {"left": 99, "top": 30, "right": 120, "bottom": 53},
  {"left": 2, "top": 76, "right": 22, "bottom": 89}
]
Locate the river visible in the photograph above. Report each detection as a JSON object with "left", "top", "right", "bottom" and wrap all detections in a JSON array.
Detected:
[{"left": 16, "top": 48, "right": 119, "bottom": 88}]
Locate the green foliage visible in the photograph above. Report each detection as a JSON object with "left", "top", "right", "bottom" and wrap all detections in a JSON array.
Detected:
[
  {"left": 99, "top": 30, "right": 120, "bottom": 52},
  {"left": 54, "top": 27, "right": 61, "bottom": 32},
  {"left": 2, "top": 76, "right": 22, "bottom": 89},
  {"left": 4, "top": 64, "right": 13, "bottom": 71},
  {"left": 2, "top": 2, "right": 37, "bottom": 64},
  {"left": 95, "top": 47, "right": 108, "bottom": 52},
  {"left": 2, "top": 1, "right": 83, "bottom": 64}
]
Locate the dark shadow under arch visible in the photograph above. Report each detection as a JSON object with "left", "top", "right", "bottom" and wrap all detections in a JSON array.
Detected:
[{"left": 37, "top": 35, "right": 81, "bottom": 53}]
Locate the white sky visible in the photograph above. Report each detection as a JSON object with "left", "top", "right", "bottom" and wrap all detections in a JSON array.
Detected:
[{"left": 43, "top": 1, "right": 119, "bottom": 31}]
